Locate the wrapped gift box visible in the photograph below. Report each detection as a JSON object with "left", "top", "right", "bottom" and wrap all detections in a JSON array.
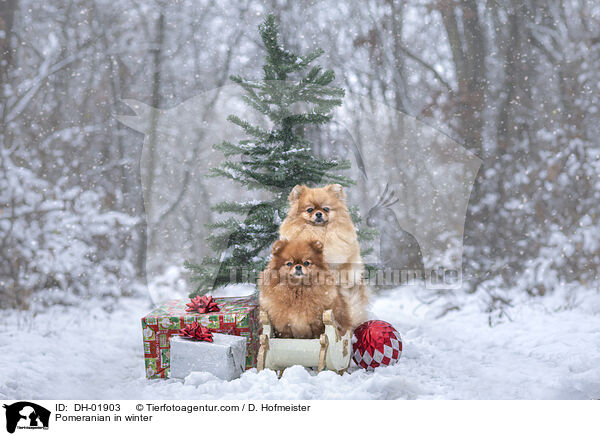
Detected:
[
  {"left": 170, "top": 334, "right": 247, "bottom": 380},
  {"left": 141, "top": 294, "right": 259, "bottom": 379}
]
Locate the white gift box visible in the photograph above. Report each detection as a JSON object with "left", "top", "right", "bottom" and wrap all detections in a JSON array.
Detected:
[{"left": 169, "top": 333, "right": 247, "bottom": 381}]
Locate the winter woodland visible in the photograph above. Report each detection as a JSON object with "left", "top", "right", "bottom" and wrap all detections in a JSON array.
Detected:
[{"left": 1, "top": 1, "right": 599, "bottom": 399}]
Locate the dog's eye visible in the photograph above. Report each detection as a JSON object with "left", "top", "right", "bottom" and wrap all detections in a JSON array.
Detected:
[
  {"left": 286, "top": 262, "right": 293, "bottom": 267},
  {"left": 307, "top": 208, "right": 314, "bottom": 213},
  {"left": 303, "top": 261, "right": 310, "bottom": 266},
  {"left": 323, "top": 207, "right": 330, "bottom": 212}
]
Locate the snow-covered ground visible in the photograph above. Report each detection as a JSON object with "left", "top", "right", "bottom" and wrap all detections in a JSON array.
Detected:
[{"left": 1, "top": 285, "right": 599, "bottom": 400}]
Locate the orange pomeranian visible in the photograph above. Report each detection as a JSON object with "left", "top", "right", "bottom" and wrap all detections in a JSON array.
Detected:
[
  {"left": 279, "top": 184, "right": 369, "bottom": 328},
  {"left": 259, "top": 239, "right": 351, "bottom": 339}
]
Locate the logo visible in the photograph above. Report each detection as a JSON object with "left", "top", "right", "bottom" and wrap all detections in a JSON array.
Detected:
[
  {"left": 3, "top": 402, "right": 50, "bottom": 434},
  {"left": 118, "top": 87, "right": 481, "bottom": 301}
]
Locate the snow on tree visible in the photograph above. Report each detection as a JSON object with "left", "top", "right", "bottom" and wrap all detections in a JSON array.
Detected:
[{"left": 0, "top": 148, "right": 140, "bottom": 308}]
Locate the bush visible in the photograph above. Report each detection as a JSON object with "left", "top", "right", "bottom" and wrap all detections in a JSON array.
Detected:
[{"left": 0, "top": 151, "right": 140, "bottom": 308}]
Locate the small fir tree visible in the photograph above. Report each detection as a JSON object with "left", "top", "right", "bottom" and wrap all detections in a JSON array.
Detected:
[{"left": 185, "top": 14, "right": 375, "bottom": 296}]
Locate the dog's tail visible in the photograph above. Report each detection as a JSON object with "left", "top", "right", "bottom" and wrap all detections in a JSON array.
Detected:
[{"left": 340, "top": 282, "right": 371, "bottom": 329}]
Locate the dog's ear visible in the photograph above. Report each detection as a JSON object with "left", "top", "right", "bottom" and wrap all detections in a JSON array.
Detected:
[
  {"left": 309, "top": 240, "right": 323, "bottom": 253},
  {"left": 326, "top": 184, "right": 345, "bottom": 200},
  {"left": 272, "top": 240, "right": 287, "bottom": 255},
  {"left": 288, "top": 185, "right": 306, "bottom": 202}
]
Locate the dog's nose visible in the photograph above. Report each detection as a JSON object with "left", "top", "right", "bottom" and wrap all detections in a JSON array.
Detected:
[
  {"left": 315, "top": 211, "right": 323, "bottom": 218},
  {"left": 295, "top": 265, "right": 302, "bottom": 271}
]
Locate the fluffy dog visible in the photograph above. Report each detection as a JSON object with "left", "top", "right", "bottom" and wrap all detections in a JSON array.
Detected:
[
  {"left": 259, "top": 239, "right": 351, "bottom": 339},
  {"left": 279, "top": 184, "right": 369, "bottom": 328}
]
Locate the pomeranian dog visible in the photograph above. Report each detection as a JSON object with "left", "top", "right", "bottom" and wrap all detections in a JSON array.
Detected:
[
  {"left": 279, "top": 184, "right": 369, "bottom": 328},
  {"left": 259, "top": 239, "right": 351, "bottom": 339}
]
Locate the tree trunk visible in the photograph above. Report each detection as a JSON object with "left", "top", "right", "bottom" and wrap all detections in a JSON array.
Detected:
[
  {"left": 438, "top": 0, "right": 485, "bottom": 156},
  {"left": 138, "top": 10, "right": 165, "bottom": 280},
  {"left": 0, "top": 0, "right": 18, "bottom": 127}
]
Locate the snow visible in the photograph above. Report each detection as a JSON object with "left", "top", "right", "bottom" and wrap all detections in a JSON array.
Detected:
[{"left": 1, "top": 285, "right": 599, "bottom": 400}]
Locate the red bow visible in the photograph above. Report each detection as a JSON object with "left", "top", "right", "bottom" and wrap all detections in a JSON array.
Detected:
[
  {"left": 185, "top": 295, "right": 220, "bottom": 313},
  {"left": 179, "top": 322, "right": 214, "bottom": 342}
]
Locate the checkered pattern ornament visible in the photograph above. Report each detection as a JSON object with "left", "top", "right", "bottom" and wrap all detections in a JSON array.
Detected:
[{"left": 352, "top": 320, "right": 402, "bottom": 370}]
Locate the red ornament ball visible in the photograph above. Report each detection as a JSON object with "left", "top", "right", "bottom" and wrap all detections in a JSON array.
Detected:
[{"left": 352, "top": 320, "right": 402, "bottom": 370}]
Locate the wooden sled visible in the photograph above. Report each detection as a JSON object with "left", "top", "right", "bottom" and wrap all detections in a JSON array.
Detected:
[{"left": 256, "top": 310, "right": 352, "bottom": 374}]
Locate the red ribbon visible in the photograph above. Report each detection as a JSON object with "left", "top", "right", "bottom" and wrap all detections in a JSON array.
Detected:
[
  {"left": 185, "top": 295, "right": 220, "bottom": 313},
  {"left": 179, "top": 322, "right": 214, "bottom": 342}
]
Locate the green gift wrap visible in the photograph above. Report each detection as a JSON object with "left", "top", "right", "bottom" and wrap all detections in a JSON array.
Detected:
[{"left": 141, "top": 294, "right": 259, "bottom": 379}]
